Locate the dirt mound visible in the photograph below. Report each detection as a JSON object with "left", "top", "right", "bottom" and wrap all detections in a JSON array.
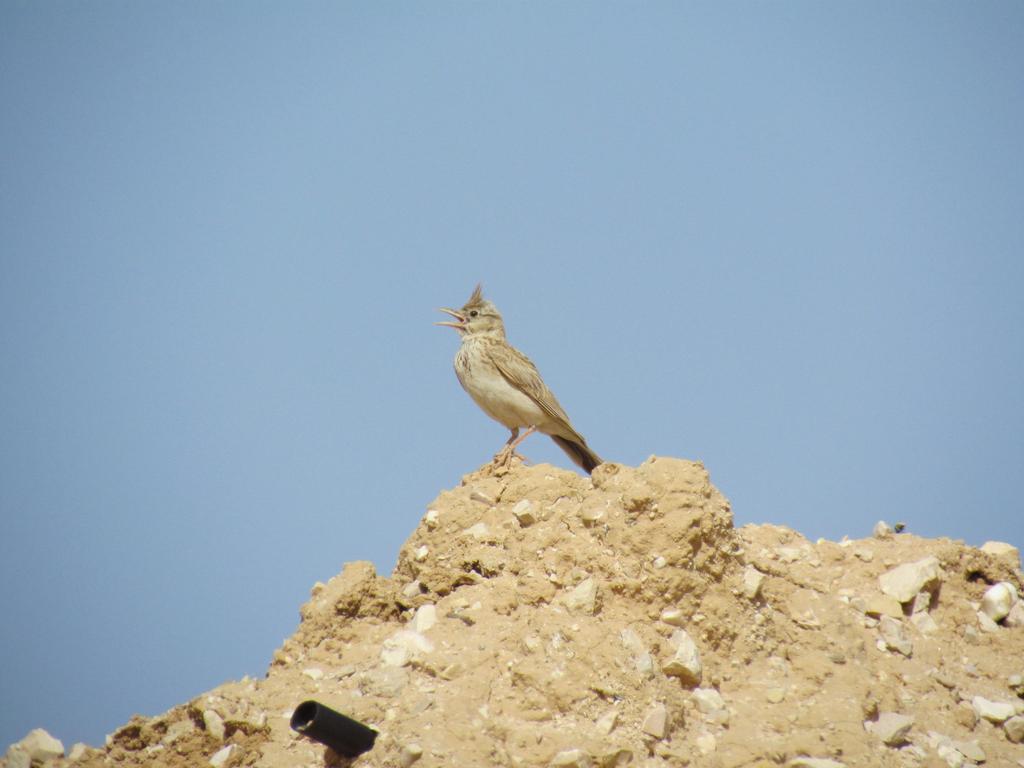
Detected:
[{"left": 6, "top": 457, "right": 1024, "bottom": 768}]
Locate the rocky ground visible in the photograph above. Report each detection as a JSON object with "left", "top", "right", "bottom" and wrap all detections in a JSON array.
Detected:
[{"left": 5, "top": 456, "right": 1024, "bottom": 768}]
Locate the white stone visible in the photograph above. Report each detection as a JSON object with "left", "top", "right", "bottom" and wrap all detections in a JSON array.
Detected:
[
  {"left": 659, "top": 607, "right": 686, "bottom": 626},
  {"left": 563, "top": 578, "right": 598, "bottom": 615},
  {"left": 1005, "top": 601, "right": 1024, "bottom": 628},
  {"left": 977, "top": 610, "right": 1000, "bottom": 633},
  {"left": 910, "top": 589, "right": 933, "bottom": 614},
  {"left": 469, "top": 490, "right": 494, "bottom": 505},
  {"left": 936, "top": 744, "right": 965, "bottom": 768},
  {"left": 620, "top": 627, "right": 646, "bottom": 655},
  {"left": 414, "top": 545, "right": 429, "bottom": 562},
  {"left": 381, "top": 629, "right": 435, "bottom": 667},
  {"left": 161, "top": 719, "right": 196, "bottom": 745},
  {"left": 635, "top": 652, "right": 655, "bottom": 677},
  {"left": 463, "top": 522, "right": 489, "bottom": 538},
  {"left": 925, "top": 731, "right": 951, "bottom": 750},
  {"left": 972, "top": 695, "right": 1015, "bottom": 723},
  {"left": 981, "top": 582, "right": 1017, "bottom": 622},
  {"left": 854, "top": 548, "right": 874, "bottom": 562},
  {"left": 863, "top": 595, "right": 903, "bottom": 618},
  {"left": 512, "top": 499, "right": 537, "bottom": 526},
  {"left": 550, "top": 747, "right": 592, "bottom": 767},
  {"left": 595, "top": 709, "right": 618, "bottom": 735},
  {"left": 361, "top": 666, "right": 409, "bottom": 697},
  {"left": 68, "top": 743, "right": 90, "bottom": 761},
  {"left": 400, "top": 742, "right": 423, "bottom": 767},
  {"left": 17, "top": 729, "right": 64, "bottom": 762},
  {"left": 873, "top": 520, "right": 893, "bottom": 539},
  {"left": 981, "top": 540, "right": 1020, "bottom": 565},
  {"left": 579, "top": 502, "right": 605, "bottom": 526},
  {"left": 203, "top": 709, "right": 225, "bottom": 741},
  {"left": 693, "top": 688, "right": 729, "bottom": 724},
  {"left": 692, "top": 687, "right": 725, "bottom": 713},
  {"left": 662, "top": 629, "right": 702, "bottom": 686},
  {"left": 695, "top": 732, "right": 717, "bottom": 754},
  {"left": 910, "top": 612, "right": 939, "bottom": 634},
  {"left": 210, "top": 745, "right": 235, "bottom": 768},
  {"left": 3, "top": 747, "right": 30, "bottom": 768},
  {"left": 641, "top": 703, "right": 668, "bottom": 739},
  {"left": 743, "top": 566, "right": 765, "bottom": 600},
  {"left": 766, "top": 686, "right": 787, "bottom": 703},
  {"left": 652, "top": 556, "right": 667, "bottom": 569},
  {"left": 786, "top": 759, "right": 848, "bottom": 768},
  {"left": 878, "top": 556, "right": 941, "bottom": 603},
  {"left": 777, "top": 546, "right": 804, "bottom": 563},
  {"left": 620, "top": 628, "right": 654, "bottom": 676},
  {"left": 423, "top": 509, "right": 439, "bottom": 529},
  {"left": 952, "top": 740, "right": 985, "bottom": 762},
  {"left": 411, "top": 604, "right": 437, "bottom": 633},
  {"left": 867, "top": 712, "right": 914, "bottom": 746},
  {"left": 878, "top": 616, "right": 913, "bottom": 657},
  {"left": 1004, "top": 715, "right": 1024, "bottom": 743},
  {"left": 402, "top": 580, "right": 422, "bottom": 598},
  {"left": 302, "top": 667, "right": 324, "bottom": 680}
]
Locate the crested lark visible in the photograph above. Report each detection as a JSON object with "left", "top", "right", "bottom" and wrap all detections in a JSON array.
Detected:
[{"left": 436, "top": 284, "right": 603, "bottom": 474}]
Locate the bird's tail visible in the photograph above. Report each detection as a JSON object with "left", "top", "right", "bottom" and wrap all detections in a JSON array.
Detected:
[{"left": 550, "top": 435, "right": 603, "bottom": 474}]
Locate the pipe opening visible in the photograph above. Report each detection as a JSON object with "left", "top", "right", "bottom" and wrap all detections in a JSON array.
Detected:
[{"left": 290, "top": 700, "right": 318, "bottom": 731}]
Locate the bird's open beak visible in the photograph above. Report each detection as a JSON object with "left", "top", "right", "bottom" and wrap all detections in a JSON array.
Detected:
[{"left": 435, "top": 307, "right": 466, "bottom": 330}]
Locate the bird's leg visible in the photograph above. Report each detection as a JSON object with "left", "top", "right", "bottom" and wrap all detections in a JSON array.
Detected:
[
  {"left": 509, "top": 426, "right": 537, "bottom": 452},
  {"left": 493, "top": 427, "right": 520, "bottom": 468}
]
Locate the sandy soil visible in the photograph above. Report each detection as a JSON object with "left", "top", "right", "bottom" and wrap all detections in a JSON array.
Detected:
[{"left": 6, "top": 457, "right": 1023, "bottom": 768}]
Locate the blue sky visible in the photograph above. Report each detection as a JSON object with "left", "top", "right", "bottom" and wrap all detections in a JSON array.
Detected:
[{"left": 2, "top": 1, "right": 1022, "bottom": 750}]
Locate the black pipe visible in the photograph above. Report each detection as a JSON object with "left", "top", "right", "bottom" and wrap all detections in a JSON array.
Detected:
[{"left": 290, "top": 700, "right": 378, "bottom": 758}]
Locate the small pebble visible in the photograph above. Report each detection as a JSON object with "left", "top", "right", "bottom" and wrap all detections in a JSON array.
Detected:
[
  {"left": 695, "top": 732, "right": 717, "bottom": 754},
  {"left": 659, "top": 608, "right": 686, "bottom": 626},
  {"left": 977, "top": 611, "right": 1000, "bottom": 633},
  {"left": 400, "top": 743, "right": 423, "bottom": 767},
  {"left": 512, "top": 499, "right": 537, "bottom": 526},
  {"left": 868, "top": 712, "right": 914, "bottom": 746},
  {"left": 595, "top": 709, "right": 618, "bottom": 735},
  {"left": 641, "top": 703, "right": 668, "bottom": 739},
  {"left": 550, "top": 748, "right": 591, "bottom": 767},
  {"left": 203, "top": 710, "right": 225, "bottom": 742},
  {"left": 209, "top": 745, "right": 235, "bottom": 768},
  {"left": 972, "top": 695, "right": 1015, "bottom": 723},
  {"left": 980, "top": 582, "right": 1017, "bottom": 622},
  {"left": 953, "top": 740, "right": 985, "bottom": 763},
  {"left": 1004, "top": 715, "right": 1024, "bottom": 743},
  {"left": 469, "top": 490, "right": 494, "bottom": 505},
  {"left": 742, "top": 566, "right": 765, "bottom": 600}
]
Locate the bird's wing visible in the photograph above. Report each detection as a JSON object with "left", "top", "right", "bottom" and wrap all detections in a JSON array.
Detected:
[{"left": 485, "top": 341, "right": 586, "bottom": 442}]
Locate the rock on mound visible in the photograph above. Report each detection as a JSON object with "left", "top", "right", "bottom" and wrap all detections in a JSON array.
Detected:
[{"left": 8, "top": 457, "right": 1024, "bottom": 768}]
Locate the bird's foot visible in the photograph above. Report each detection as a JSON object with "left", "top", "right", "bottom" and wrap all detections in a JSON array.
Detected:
[{"left": 490, "top": 446, "right": 529, "bottom": 475}]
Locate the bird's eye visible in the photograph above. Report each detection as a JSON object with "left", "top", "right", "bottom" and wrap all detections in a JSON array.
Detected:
[{"left": 469, "top": 310, "right": 479, "bottom": 317}]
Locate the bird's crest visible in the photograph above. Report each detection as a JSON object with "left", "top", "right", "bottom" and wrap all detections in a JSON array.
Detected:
[{"left": 464, "top": 283, "right": 485, "bottom": 310}]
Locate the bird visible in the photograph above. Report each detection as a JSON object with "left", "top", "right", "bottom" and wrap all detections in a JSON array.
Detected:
[{"left": 436, "top": 284, "right": 603, "bottom": 474}]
